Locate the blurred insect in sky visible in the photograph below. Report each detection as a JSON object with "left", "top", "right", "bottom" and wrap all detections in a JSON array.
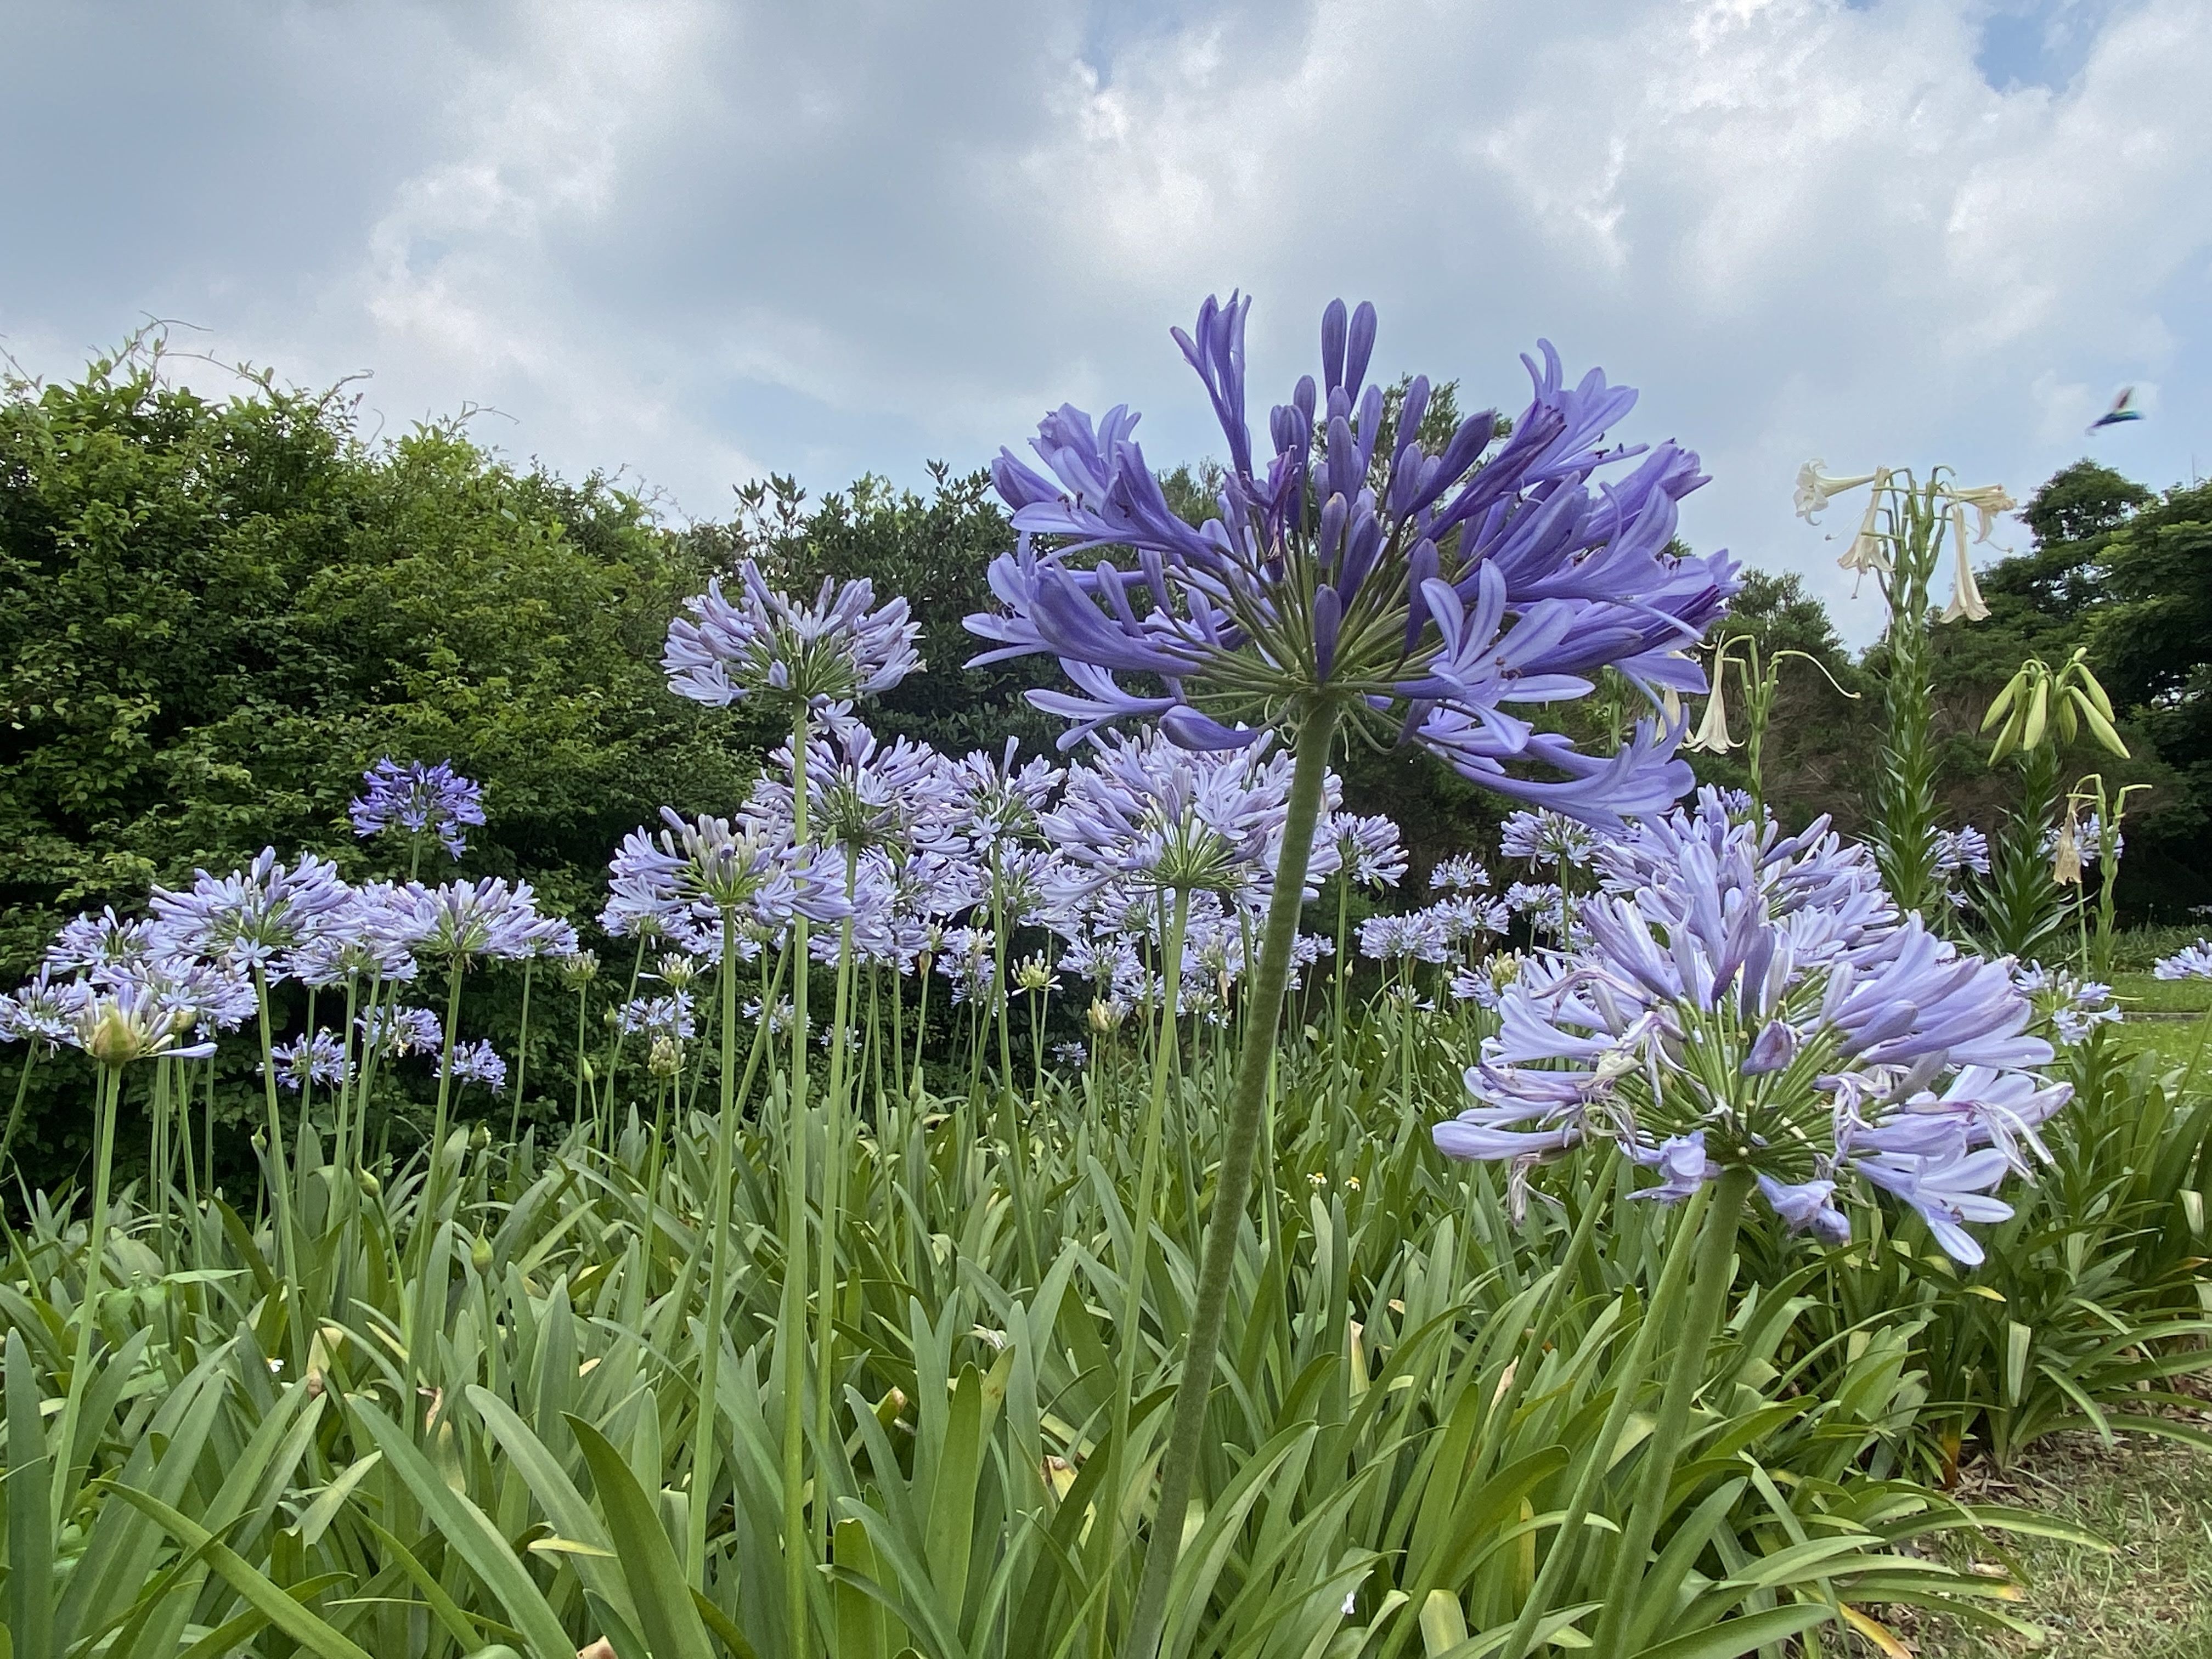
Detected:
[{"left": 2087, "top": 387, "right": 2144, "bottom": 435}]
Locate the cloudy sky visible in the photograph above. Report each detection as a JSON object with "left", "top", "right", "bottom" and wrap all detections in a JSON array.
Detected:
[{"left": 3, "top": 0, "right": 2207, "bottom": 641}]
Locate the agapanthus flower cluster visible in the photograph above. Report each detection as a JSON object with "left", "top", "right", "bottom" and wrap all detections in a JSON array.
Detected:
[
  {"left": 663, "top": 562, "right": 922, "bottom": 713},
  {"left": 2011, "top": 963, "right": 2122, "bottom": 1045},
  {"left": 380, "top": 878, "right": 570, "bottom": 966},
  {"left": 2154, "top": 941, "right": 2212, "bottom": 981},
  {"left": 0, "top": 967, "right": 94, "bottom": 1050},
  {"left": 1429, "top": 854, "right": 1489, "bottom": 893},
  {"left": 266, "top": 1030, "right": 350, "bottom": 1093},
  {"left": 67, "top": 981, "right": 218, "bottom": 1067},
  {"left": 360, "top": 1005, "right": 444, "bottom": 1059},
  {"left": 1498, "top": 810, "right": 1596, "bottom": 868},
  {"left": 967, "top": 294, "right": 1735, "bottom": 824},
  {"left": 449, "top": 1039, "right": 507, "bottom": 1093},
  {"left": 1435, "top": 790, "right": 2069, "bottom": 1264},
  {"left": 349, "top": 759, "right": 487, "bottom": 860},
  {"left": 1334, "top": 814, "right": 1409, "bottom": 891},
  {"left": 152, "top": 849, "right": 352, "bottom": 977}
]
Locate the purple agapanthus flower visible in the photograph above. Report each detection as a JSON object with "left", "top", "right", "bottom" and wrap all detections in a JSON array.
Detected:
[
  {"left": 1499, "top": 810, "right": 1598, "bottom": 868},
  {"left": 449, "top": 1038, "right": 507, "bottom": 1093},
  {"left": 360, "top": 1004, "right": 443, "bottom": 1059},
  {"left": 66, "top": 980, "right": 218, "bottom": 1066},
  {"left": 1434, "top": 790, "right": 2069, "bottom": 1264},
  {"left": 602, "top": 809, "right": 853, "bottom": 945},
  {"left": 663, "top": 563, "right": 922, "bottom": 713},
  {"left": 1042, "top": 729, "right": 1342, "bottom": 904},
  {"left": 151, "top": 849, "right": 352, "bottom": 980},
  {"left": 264, "top": 1029, "right": 350, "bottom": 1093},
  {"left": 1, "top": 967, "right": 95, "bottom": 1051},
  {"left": 1427, "top": 853, "right": 1489, "bottom": 893},
  {"left": 966, "top": 295, "right": 1735, "bottom": 825},
  {"left": 748, "top": 721, "right": 957, "bottom": 856},
  {"left": 2154, "top": 941, "right": 2212, "bottom": 981},
  {"left": 376, "top": 878, "right": 568, "bottom": 966},
  {"left": 44, "top": 908, "right": 162, "bottom": 986},
  {"left": 349, "top": 759, "right": 487, "bottom": 860},
  {"left": 1333, "top": 814, "right": 1410, "bottom": 891}
]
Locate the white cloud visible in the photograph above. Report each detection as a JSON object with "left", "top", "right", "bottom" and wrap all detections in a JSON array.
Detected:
[{"left": 2, "top": 0, "right": 2207, "bottom": 640}]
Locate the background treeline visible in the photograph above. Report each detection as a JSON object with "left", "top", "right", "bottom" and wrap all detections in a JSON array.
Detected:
[
  {"left": 4, "top": 341, "right": 2208, "bottom": 1194},
  {"left": 5, "top": 341, "right": 2208, "bottom": 966}
]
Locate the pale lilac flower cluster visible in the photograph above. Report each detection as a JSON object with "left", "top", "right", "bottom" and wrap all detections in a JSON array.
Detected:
[
  {"left": 1434, "top": 790, "right": 2070, "bottom": 1264},
  {"left": 449, "top": 1039, "right": 507, "bottom": 1093},
  {"left": 2153, "top": 941, "right": 2212, "bottom": 981},
  {"left": 349, "top": 759, "right": 486, "bottom": 860},
  {"left": 360, "top": 1005, "right": 444, "bottom": 1060},
  {"left": 663, "top": 562, "right": 922, "bottom": 713},
  {"left": 1498, "top": 810, "right": 1595, "bottom": 868},
  {"left": 266, "top": 1030, "right": 350, "bottom": 1093},
  {"left": 967, "top": 295, "right": 1734, "bottom": 824},
  {"left": 2012, "top": 963, "right": 2123, "bottom": 1045}
]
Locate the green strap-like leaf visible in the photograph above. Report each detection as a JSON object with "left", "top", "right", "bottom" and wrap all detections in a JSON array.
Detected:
[
  {"left": 98, "top": 1481, "right": 375, "bottom": 1659},
  {"left": 568, "top": 1414, "right": 719, "bottom": 1659}
]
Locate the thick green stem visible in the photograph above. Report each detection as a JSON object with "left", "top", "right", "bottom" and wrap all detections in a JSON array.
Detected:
[
  {"left": 1590, "top": 1164, "right": 1755, "bottom": 1659},
  {"left": 814, "top": 853, "right": 860, "bottom": 1530},
  {"left": 781, "top": 706, "right": 815, "bottom": 1659},
  {"left": 689, "top": 910, "right": 745, "bottom": 1584},
  {"left": 0, "top": 1048, "right": 38, "bottom": 1186},
  {"left": 251, "top": 970, "right": 304, "bottom": 1370},
  {"left": 1091, "top": 887, "right": 1189, "bottom": 1659},
  {"left": 508, "top": 956, "right": 535, "bottom": 1152},
  {"left": 53, "top": 1064, "right": 122, "bottom": 1532},
  {"left": 1124, "top": 704, "right": 1339, "bottom": 1659}
]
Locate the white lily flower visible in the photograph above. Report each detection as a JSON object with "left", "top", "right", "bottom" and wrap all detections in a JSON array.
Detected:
[
  {"left": 1834, "top": 465, "right": 1897, "bottom": 595},
  {"left": 1942, "top": 482, "right": 2016, "bottom": 544},
  {"left": 1794, "top": 459, "right": 1881, "bottom": 521},
  {"left": 1939, "top": 505, "right": 1991, "bottom": 624},
  {"left": 1685, "top": 680, "right": 1736, "bottom": 754}
]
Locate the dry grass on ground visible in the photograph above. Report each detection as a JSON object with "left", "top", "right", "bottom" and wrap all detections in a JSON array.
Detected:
[{"left": 1874, "top": 1432, "right": 2212, "bottom": 1657}]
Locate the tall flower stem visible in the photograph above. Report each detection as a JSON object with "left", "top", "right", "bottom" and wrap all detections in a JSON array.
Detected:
[
  {"left": 426, "top": 963, "right": 468, "bottom": 1206},
  {"left": 1125, "top": 703, "right": 1339, "bottom": 1659},
  {"left": 507, "top": 956, "right": 536, "bottom": 1153},
  {"left": 1091, "top": 886, "right": 1190, "bottom": 1659},
  {"left": 780, "top": 707, "right": 815, "bottom": 1659},
  {"left": 53, "top": 1063, "right": 122, "bottom": 1532},
  {"left": 688, "top": 909, "right": 745, "bottom": 1584},
  {"left": 250, "top": 969, "right": 305, "bottom": 1368},
  {"left": 1873, "top": 479, "right": 1944, "bottom": 918},
  {"left": 1589, "top": 1163, "right": 1756, "bottom": 1659},
  {"left": 572, "top": 985, "right": 591, "bottom": 1132},
  {"left": 814, "top": 852, "right": 860, "bottom": 1524},
  {"left": 1, "top": 1048, "right": 38, "bottom": 1186}
]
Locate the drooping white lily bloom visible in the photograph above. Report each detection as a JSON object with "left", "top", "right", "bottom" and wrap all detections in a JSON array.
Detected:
[
  {"left": 1794, "top": 459, "right": 1880, "bottom": 521},
  {"left": 1939, "top": 505, "right": 1992, "bottom": 624},
  {"left": 1685, "top": 676, "right": 1735, "bottom": 753},
  {"left": 1943, "top": 483, "right": 2016, "bottom": 544},
  {"left": 1834, "top": 466, "right": 1894, "bottom": 595}
]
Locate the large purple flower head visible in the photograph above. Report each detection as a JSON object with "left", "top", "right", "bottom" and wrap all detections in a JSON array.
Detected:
[
  {"left": 151, "top": 849, "right": 352, "bottom": 980},
  {"left": 603, "top": 809, "right": 854, "bottom": 945},
  {"left": 967, "top": 295, "right": 1736, "bottom": 826},
  {"left": 376, "top": 878, "right": 568, "bottom": 967},
  {"left": 349, "top": 759, "right": 487, "bottom": 860},
  {"left": 748, "top": 721, "right": 956, "bottom": 856},
  {"left": 1, "top": 967, "right": 94, "bottom": 1051},
  {"left": 1042, "top": 729, "right": 1344, "bottom": 904},
  {"left": 1434, "top": 791, "right": 2069, "bottom": 1265},
  {"left": 265, "top": 1029, "right": 350, "bottom": 1093},
  {"left": 663, "top": 562, "right": 922, "bottom": 714},
  {"left": 44, "top": 908, "right": 163, "bottom": 986}
]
